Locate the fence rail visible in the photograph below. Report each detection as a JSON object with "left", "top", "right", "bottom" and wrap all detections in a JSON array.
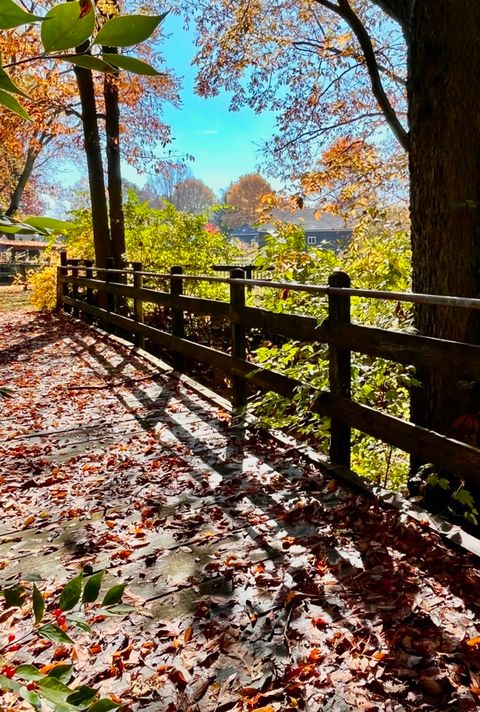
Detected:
[{"left": 57, "top": 252, "right": 480, "bottom": 484}]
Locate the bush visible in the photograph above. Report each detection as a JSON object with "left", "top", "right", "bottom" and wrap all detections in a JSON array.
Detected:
[{"left": 29, "top": 266, "right": 57, "bottom": 312}]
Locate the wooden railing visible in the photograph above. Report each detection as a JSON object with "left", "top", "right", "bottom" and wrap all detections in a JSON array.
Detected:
[{"left": 57, "top": 252, "right": 480, "bottom": 484}]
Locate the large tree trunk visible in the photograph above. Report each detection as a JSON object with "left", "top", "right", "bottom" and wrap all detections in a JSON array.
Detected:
[
  {"left": 408, "top": 1, "right": 480, "bottom": 437},
  {"left": 74, "top": 61, "right": 111, "bottom": 268}
]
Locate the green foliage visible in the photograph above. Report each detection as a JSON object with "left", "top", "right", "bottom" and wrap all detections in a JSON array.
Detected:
[
  {"left": 251, "top": 210, "right": 415, "bottom": 491},
  {"left": 0, "top": 0, "right": 165, "bottom": 119},
  {"left": 0, "top": 572, "right": 129, "bottom": 711}
]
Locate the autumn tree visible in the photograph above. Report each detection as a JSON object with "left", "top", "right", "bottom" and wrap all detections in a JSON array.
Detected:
[
  {"left": 177, "top": 0, "right": 480, "bottom": 436},
  {"left": 223, "top": 173, "right": 273, "bottom": 228},
  {"left": 145, "top": 161, "right": 193, "bottom": 205},
  {"left": 0, "top": 0, "right": 177, "bottom": 265},
  {"left": 171, "top": 178, "right": 215, "bottom": 213}
]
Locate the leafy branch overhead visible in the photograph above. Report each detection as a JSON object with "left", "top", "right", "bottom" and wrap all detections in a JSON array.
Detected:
[{"left": 0, "top": 0, "right": 167, "bottom": 119}]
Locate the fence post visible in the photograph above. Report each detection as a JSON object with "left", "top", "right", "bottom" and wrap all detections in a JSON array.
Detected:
[
  {"left": 132, "top": 262, "right": 144, "bottom": 348},
  {"left": 230, "top": 268, "right": 247, "bottom": 414},
  {"left": 105, "top": 256, "right": 115, "bottom": 334},
  {"left": 70, "top": 260, "right": 80, "bottom": 318},
  {"left": 170, "top": 266, "right": 185, "bottom": 371},
  {"left": 328, "top": 271, "right": 351, "bottom": 468},
  {"left": 59, "top": 250, "right": 69, "bottom": 313},
  {"left": 84, "top": 260, "right": 94, "bottom": 325}
]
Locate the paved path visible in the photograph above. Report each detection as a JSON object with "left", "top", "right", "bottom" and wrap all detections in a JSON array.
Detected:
[{"left": 2, "top": 310, "right": 480, "bottom": 711}]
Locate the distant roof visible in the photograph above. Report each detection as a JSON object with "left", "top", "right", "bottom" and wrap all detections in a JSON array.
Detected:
[
  {"left": 267, "top": 208, "right": 351, "bottom": 231},
  {"left": 0, "top": 239, "right": 52, "bottom": 249}
]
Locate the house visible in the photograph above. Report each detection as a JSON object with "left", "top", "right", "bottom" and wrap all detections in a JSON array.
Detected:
[{"left": 228, "top": 209, "right": 353, "bottom": 251}]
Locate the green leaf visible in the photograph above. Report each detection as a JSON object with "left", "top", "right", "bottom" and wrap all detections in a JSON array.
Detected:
[
  {"left": 15, "top": 664, "right": 43, "bottom": 681},
  {"left": 23, "top": 216, "right": 75, "bottom": 232},
  {"left": 0, "top": 0, "right": 44, "bottom": 29},
  {"left": 0, "top": 89, "right": 30, "bottom": 120},
  {"left": 62, "top": 55, "right": 116, "bottom": 73},
  {"left": 38, "top": 623, "right": 74, "bottom": 644},
  {"left": 99, "top": 604, "right": 136, "bottom": 616},
  {"left": 32, "top": 583, "right": 45, "bottom": 624},
  {"left": 87, "top": 699, "right": 120, "bottom": 712},
  {"left": 0, "top": 67, "right": 28, "bottom": 98},
  {"left": 93, "top": 13, "right": 167, "bottom": 47},
  {"left": 3, "top": 584, "right": 26, "bottom": 608},
  {"left": 82, "top": 570, "right": 104, "bottom": 603},
  {"left": 0, "top": 673, "right": 22, "bottom": 693},
  {"left": 66, "top": 614, "right": 92, "bottom": 632},
  {"left": 37, "top": 676, "right": 73, "bottom": 705},
  {"left": 66, "top": 685, "right": 98, "bottom": 708},
  {"left": 48, "top": 664, "right": 73, "bottom": 684},
  {"left": 101, "top": 53, "right": 161, "bottom": 76},
  {"left": 41, "top": 1, "right": 95, "bottom": 53},
  {"left": 19, "top": 685, "right": 42, "bottom": 710},
  {"left": 101, "top": 583, "right": 125, "bottom": 606},
  {"left": 59, "top": 573, "right": 83, "bottom": 611}
]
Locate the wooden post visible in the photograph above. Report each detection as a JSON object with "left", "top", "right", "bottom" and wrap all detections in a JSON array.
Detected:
[
  {"left": 71, "top": 260, "right": 80, "bottom": 318},
  {"left": 230, "top": 268, "right": 247, "bottom": 413},
  {"left": 132, "top": 262, "right": 144, "bottom": 348},
  {"left": 59, "top": 251, "right": 69, "bottom": 313},
  {"left": 84, "top": 260, "right": 94, "bottom": 325},
  {"left": 105, "top": 256, "right": 115, "bottom": 334},
  {"left": 170, "top": 266, "right": 185, "bottom": 371},
  {"left": 328, "top": 271, "right": 351, "bottom": 468}
]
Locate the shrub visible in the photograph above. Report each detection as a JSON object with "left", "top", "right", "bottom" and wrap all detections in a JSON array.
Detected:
[{"left": 29, "top": 266, "right": 57, "bottom": 312}]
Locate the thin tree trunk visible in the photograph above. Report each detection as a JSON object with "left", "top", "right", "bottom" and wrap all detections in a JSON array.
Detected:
[
  {"left": 408, "top": 1, "right": 480, "bottom": 436},
  {"left": 5, "top": 144, "right": 40, "bottom": 218},
  {"left": 73, "top": 55, "right": 111, "bottom": 268},
  {"left": 103, "top": 58, "right": 125, "bottom": 267}
]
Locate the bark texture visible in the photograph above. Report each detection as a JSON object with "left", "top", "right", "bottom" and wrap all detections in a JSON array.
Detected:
[
  {"left": 408, "top": 1, "right": 480, "bottom": 433},
  {"left": 104, "top": 58, "right": 125, "bottom": 267},
  {"left": 74, "top": 62, "right": 111, "bottom": 268}
]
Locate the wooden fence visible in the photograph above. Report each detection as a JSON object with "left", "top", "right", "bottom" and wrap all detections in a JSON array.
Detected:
[{"left": 57, "top": 252, "right": 480, "bottom": 484}]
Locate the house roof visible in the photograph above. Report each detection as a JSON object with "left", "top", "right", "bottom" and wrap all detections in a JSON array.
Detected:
[{"left": 0, "top": 239, "right": 52, "bottom": 249}]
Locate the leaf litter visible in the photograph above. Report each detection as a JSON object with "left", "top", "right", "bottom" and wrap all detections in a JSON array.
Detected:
[{"left": 1, "top": 311, "right": 480, "bottom": 710}]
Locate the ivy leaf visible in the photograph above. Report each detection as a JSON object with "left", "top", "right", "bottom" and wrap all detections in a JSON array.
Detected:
[
  {"left": 32, "top": 583, "right": 45, "bottom": 624},
  {"left": 93, "top": 13, "right": 167, "bottom": 47},
  {"left": 0, "top": 89, "right": 30, "bottom": 120},
  {"left": 62, "top": 55, "right": 116, "bottom": 73},
  {"left": 59, "top": 573, "right": 83, "bottom": 611},
  {"left": 101, "top": 583, "right": 125, "bottom": 606},
  {"left": 41, "top": 0, "right": 95, "bottom": 53},
  {"left": 38, "top": 623, "right": 74, "bottom": 644},
  {"left": 101, "top": 53, "right": 161, "bottom": 76},
  {"left": 0, "top": 0, "right": 44, "bottom": 29},
  {"left": 98, "top": 603, "right": 136, "bottom": 616},
  {"left": 82, "top": 570, "right": 104, "bottom": 603},
  {"left": 66, "top": 685, "right": 98, "bottom": 707}
]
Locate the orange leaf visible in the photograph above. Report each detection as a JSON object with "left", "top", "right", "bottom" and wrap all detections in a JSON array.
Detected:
[
  {"left": 467, "top": 636, "right": 480, "bottom": 648},
  {"left": 308, "top": 648, "right": 323, "bottom": 663},
  {"left": 184, "top": 626, "right": 193, "bottom": 642}
]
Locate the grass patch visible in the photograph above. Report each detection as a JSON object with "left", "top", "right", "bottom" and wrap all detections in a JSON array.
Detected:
[{"left": 0, "top": 286, "right": 31, "bottom": 312}]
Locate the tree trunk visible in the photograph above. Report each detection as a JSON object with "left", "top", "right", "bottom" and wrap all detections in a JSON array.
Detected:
[
  {"left": 73, "top": 60, "right": 111, "bottom": 268},
  {"left": 104, "top": 64, "right": 125, "bottom": 267},
  {"left": 5, "top": 145, "right": 40, "bottom": 218},
  {"left": 408, "top": 1, "right": 480, "bottom": 436}
]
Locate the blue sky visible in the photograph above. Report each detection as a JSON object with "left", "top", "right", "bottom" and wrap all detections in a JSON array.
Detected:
[{"left": 140, "top": 13, "right": 279, "bottom": 197}]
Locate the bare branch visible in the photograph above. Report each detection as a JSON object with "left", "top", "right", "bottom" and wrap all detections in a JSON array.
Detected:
[{"left": 314, "top": 0, "right": 409, "bottom": 151}]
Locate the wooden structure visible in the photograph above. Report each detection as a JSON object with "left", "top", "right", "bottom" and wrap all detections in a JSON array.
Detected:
[{"left": 57, "top": 252, "right": 480, "bottom": 484}]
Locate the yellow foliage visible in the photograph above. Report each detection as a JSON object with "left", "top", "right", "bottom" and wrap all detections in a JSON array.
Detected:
[{"left": 29, "top": 266, "right": 57, "bottom": 312}]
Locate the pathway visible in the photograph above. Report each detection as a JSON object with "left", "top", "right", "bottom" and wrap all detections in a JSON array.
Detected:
[{"left": 2, "top": 310, "right": 480, "bottom": 711}]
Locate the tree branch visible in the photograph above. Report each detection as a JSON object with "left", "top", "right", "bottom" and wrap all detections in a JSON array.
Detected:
[{"left": 314, "top": 0, "right": 409, "bottom": 152}]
